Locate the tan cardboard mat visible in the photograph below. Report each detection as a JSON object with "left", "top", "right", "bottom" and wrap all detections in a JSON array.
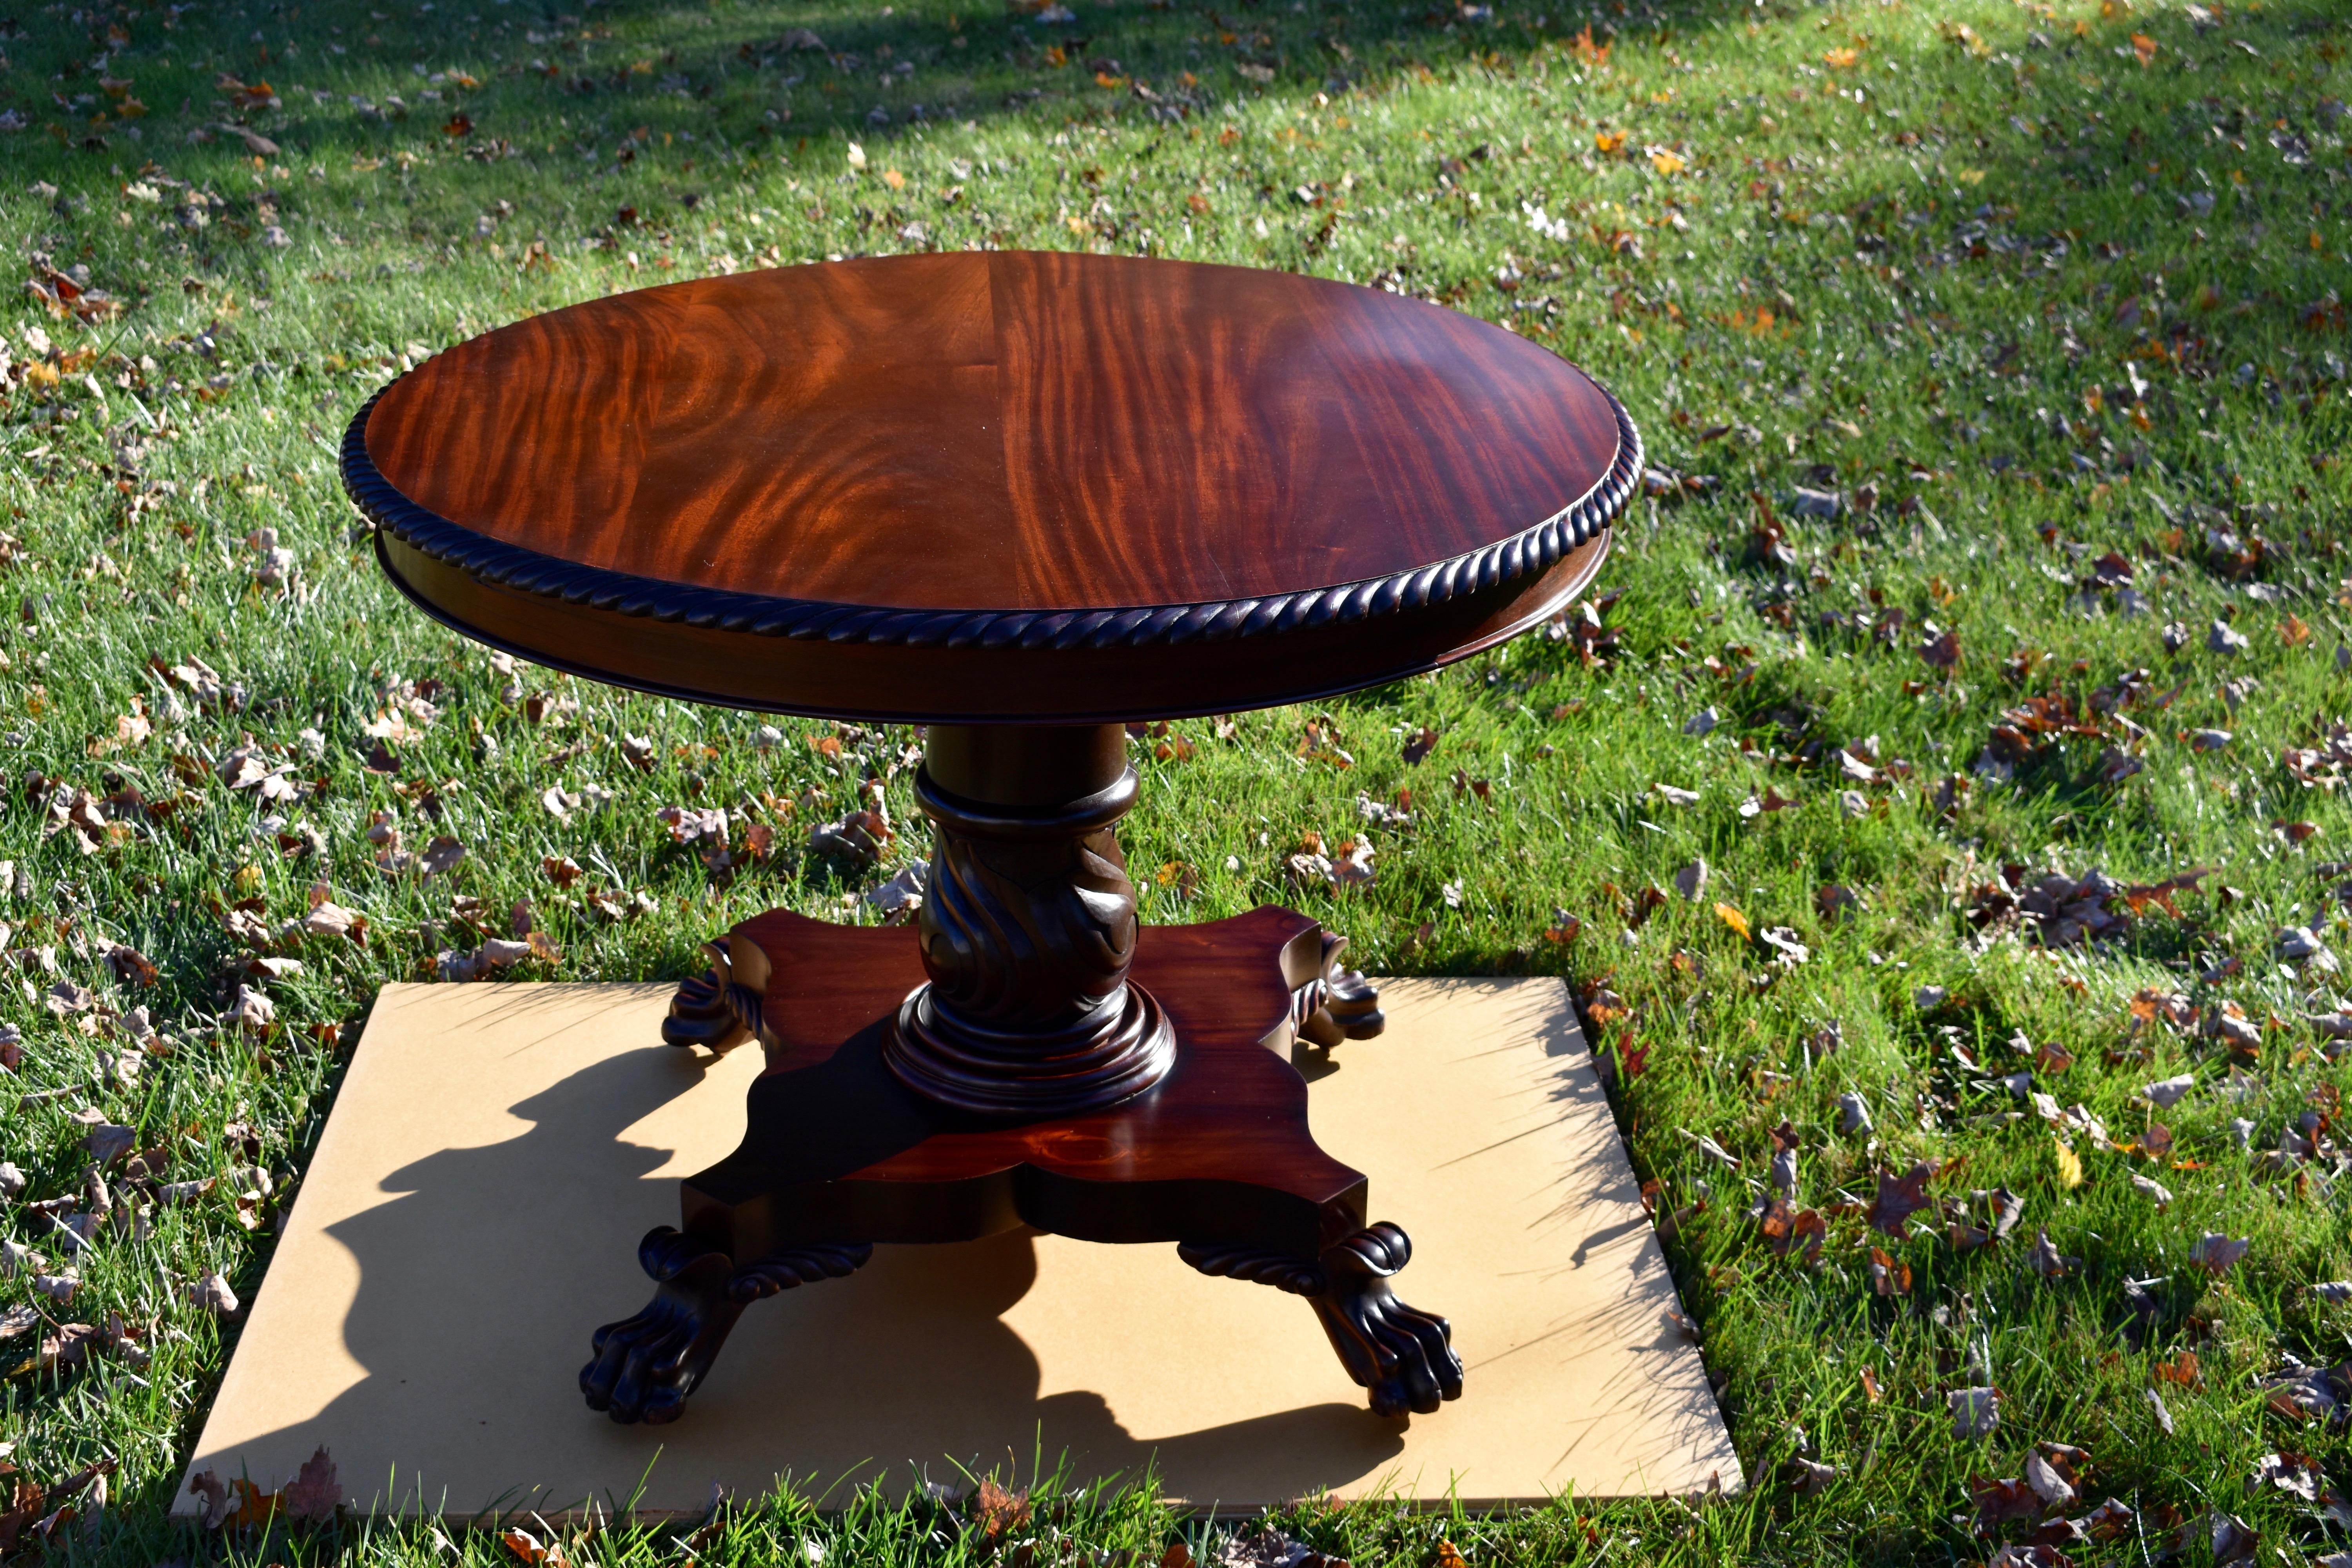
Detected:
[{"left": 176, "top": 977, "right": 1738, "bottom": 1516}]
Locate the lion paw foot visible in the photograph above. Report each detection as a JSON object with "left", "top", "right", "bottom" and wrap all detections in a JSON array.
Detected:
[
  {"left": 580, "top": 1227, "right": 745, "bottom": 1425},
  {"left": 1314, "top": 1224, "right": 1462, "bottom": 1416}
]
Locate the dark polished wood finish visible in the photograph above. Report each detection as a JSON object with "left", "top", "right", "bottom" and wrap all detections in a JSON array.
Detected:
[
  {"left": 584, "top": 908, "right": 1460, "bottom": 1425},
  {"left": 890, "top": 726, "right": 1175, "bottom": 1117},
  {"left": 346, "top": 252, "right": 1639, "bottom": 1425},
  {"left": 344, "top": 252, "right": 1636, "bottom": 724}
]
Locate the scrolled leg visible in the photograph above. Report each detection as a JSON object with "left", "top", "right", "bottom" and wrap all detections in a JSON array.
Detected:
[
  {"left": 727, "top": 1242, "right": 875, "bottom": 1304},
  {"left": 662, "top": 933, "right": 772, "bottom": 1053},
  {"left": 1179, "top": 1220, "right": 1461, "bottom": 1417},
  {"left": 1290, "top": 930, "right": 1385, "bottom": 1051},
  {"left": 1175, "top": 1240, "right": 1326, "bottom": 1297}
]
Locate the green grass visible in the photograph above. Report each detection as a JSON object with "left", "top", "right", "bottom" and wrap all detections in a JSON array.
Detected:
[{"left": 3, "top": 0, "right": 2352, "bottom": 1555}]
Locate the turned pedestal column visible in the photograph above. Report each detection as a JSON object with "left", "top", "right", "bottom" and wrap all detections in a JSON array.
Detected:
[{"left": 889, "top": 725, "right": 1174, "bottom": 1118}]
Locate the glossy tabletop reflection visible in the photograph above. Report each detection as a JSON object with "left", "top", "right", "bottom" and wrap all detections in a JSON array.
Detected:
[{"left": 344, "top": 251, "right": 1637, "bottom": 722}]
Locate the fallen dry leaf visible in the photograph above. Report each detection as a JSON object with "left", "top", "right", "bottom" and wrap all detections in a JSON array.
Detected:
[
  {"left": 2190, "top": 1232, "right": 2249, "bottom": 1273},
  {"left": 970, "top": 1477, "right": 1031, "bottom": 1544},
  {"left": 281, "top": 1446, "right": 339, "bottom": 1523},
  {"left": 1790, "top": 1455, "right": 1842, "bottom": 1494},
  {"left": 501, "top": 1526, "right": 572, "bottom": 1566},
  {"left": 1973, "top": 1475, "right": 2040, "bottom": 1527},
  {"left": 1867, "top": 1245, "right": 1911, "bottom": 1296},
  {"left": 188, "top": 1270, "right": 239, "bottom": 1316},
  {"left": 2265, "top": 1361, "right": 2339, "bottom": 1422},
  {"left": 187, "top": 1470, "right": 233, "bottom": 1530},
  {"left": 1866, "top": 1161, "right": 1937, "bottom": 1239},
  {"left": 1951, "top": 1385, "right": 2001, "bottom": 1438},
  {"left": 2250, "top": 1450, "right": 2321, "bottom": 1501},
  {"left": 81, "top": 1122, "right": 134, "bottom": 1166},
  {"left": 2210, "top": 1513, "right": 2256, "bottom": 1566},
  {"left": 2027, "top": 1443, "right": 2089, "bottom": 1508},
  {"left": 2028, "top": 1227, "right": 2078, "bottom": 1278},
  {"left": 1759, "top": 1197, "right": 1825, "bottom": 1263}
]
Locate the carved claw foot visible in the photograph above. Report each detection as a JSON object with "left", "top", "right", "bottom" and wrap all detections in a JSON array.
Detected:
[
  {"left": 662, "top": 933, "right": 772, "bottom": 1053},
  {"left": 582, "top": 1229, "right": 875, "bottom": 1424},
  {"left": 1310, "top": 1223, "right": 1461, "bottom": 1416},
  {"left": 1180, "top": 1221, "right": 1461, "bottom": 1417},
  {"left": 1289, "top": 931, "right": 1385, "bottom": 1052},
  {"left": 581, "top": 1227, "right": 746, "bottom": 1425}
]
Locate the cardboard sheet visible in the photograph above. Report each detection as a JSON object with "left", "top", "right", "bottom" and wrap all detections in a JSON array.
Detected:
[{"left": 177, "top": 978, "right": 1738, "bottom": 1515}]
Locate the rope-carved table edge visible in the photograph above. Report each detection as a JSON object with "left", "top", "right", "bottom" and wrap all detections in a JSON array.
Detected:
[{"left": 340, "top": 380, "right": 1642, "bottom": 654}]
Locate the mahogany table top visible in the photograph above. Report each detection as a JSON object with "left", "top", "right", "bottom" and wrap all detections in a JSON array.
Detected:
[{"left": 344, "top": 252, "right": 1638, "bottom": 723}]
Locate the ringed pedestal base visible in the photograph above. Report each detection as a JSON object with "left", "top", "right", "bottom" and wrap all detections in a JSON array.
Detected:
[{"left": 582, "top": 907, "right": 1462, "bottom": 1427}]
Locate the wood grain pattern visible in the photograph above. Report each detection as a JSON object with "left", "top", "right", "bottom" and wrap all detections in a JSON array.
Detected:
[
  {"left": 346, "top": 252, "right": 1638, "bottom": 720},
  {"left": 366, "top": 253, "right": 1620, "bottom": 610}
]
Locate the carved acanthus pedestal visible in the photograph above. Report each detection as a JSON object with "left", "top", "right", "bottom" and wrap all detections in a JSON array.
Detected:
[{"left": 884, "top": 724, "right": 1174, "bottom": 1118}]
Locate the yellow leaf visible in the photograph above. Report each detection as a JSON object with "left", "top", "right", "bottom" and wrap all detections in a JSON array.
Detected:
[
  {"left": 1595, "top": 129, "right": 1627, "bottom": 154},
  {"left": 1824, "top": 47, "right": 1858, "bottom": 67},
  {"left": 1956, "top": 168, "right": 1986, "bottom": 186},
  {"left": 1712, "top": 902, "right": 1750, "bottom": 941},
  {"left": 2053, "top": 1139, "right": 2084, "bottom": 1189},
  {"left": 2131, "top": 31, "right": 2156, "bottom": 66},
  {"left": 1650, "top": 149, "right": 1686, "bottom": 175},
  {"left": 881, "top": 168, "right": 905, "bottom": 189}
]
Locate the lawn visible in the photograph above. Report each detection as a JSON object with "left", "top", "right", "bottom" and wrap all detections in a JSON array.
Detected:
[{"left": 1, "top": 0, "right": 2350, "bottom": 1554}]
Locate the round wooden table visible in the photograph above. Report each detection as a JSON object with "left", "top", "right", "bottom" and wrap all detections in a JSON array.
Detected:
[{"left": 343, "top": 251, "right": 1638, "bottom": 1427}]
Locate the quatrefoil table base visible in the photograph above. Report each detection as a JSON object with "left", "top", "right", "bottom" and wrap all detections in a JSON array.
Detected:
[
  {"left": 582, "top": 900, "right": 1457, "bottom": 1425},
  {"left": 341, "top": 250, "right": 1637, "bottom": 1424}
]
